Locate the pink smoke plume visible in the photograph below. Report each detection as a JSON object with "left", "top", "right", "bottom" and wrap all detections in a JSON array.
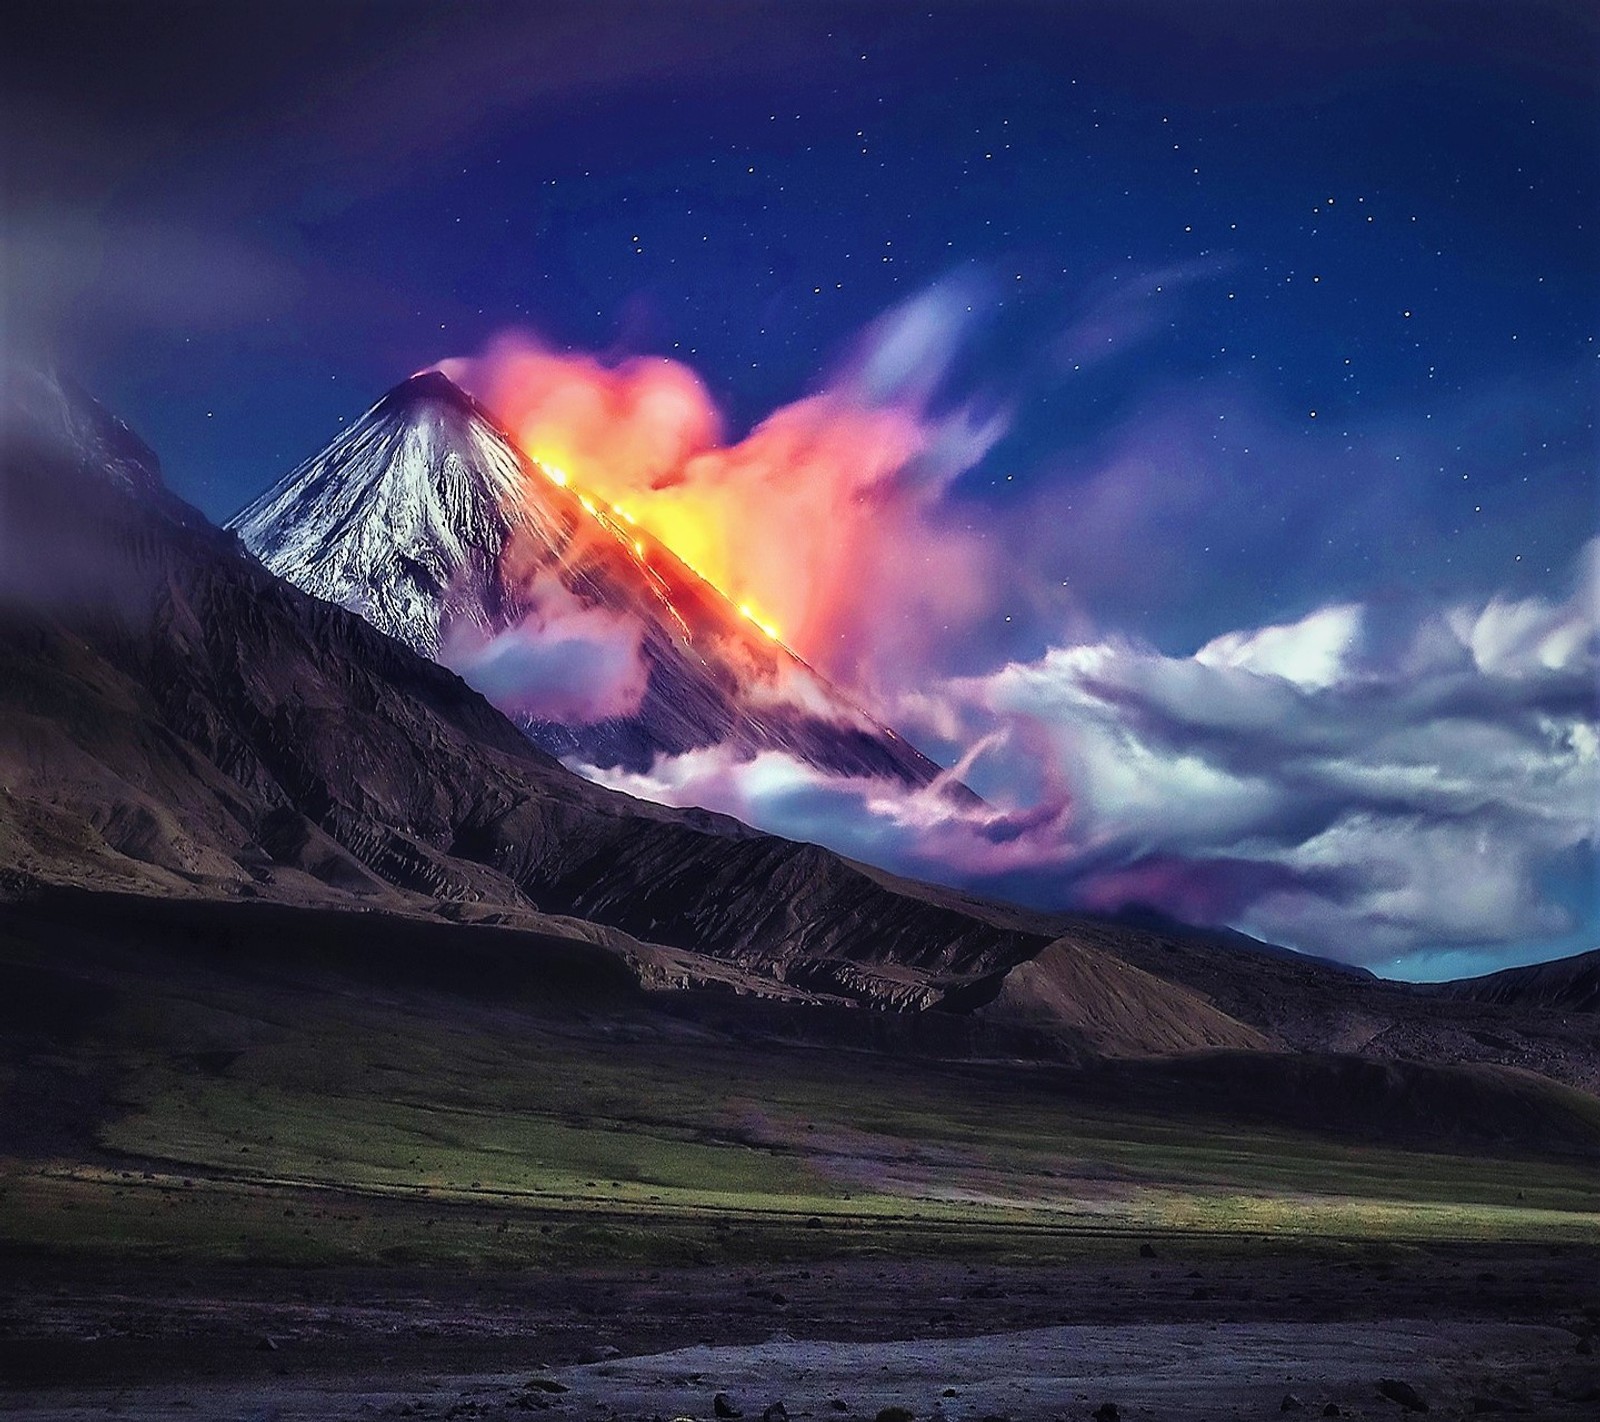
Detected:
[{"left": 439, "top": 281, "right": 1004, "bottom": 699}]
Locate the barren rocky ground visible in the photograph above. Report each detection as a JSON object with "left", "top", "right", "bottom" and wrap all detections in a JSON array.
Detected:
[{"left": 3, "top": 1248, "right": 1598, "bottom": 1419}]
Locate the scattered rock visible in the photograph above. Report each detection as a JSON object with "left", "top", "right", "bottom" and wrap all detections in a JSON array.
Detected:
[
  {"left": 1323, "top": 1407, "right": 1342, "bottom": 1418},
  {"left": 715, "top": 1394, "right": 743, "bottom": 1419},
  {"left": 1481, "top": 1378, "right": 1533, "bottom": 1411},
  {"left": 1092, "top": 1406, "right": 1120, "bottom": 1422},
  {"left": 523, "top": 1380, "right": 568, "bottom": 1395},
  {"left": 1138, "top": 1243, "right": 1156, "bottom": 1259},
  {"left": 941, "top": 1390, "right": 958, "bottom": 1399},
  {"left": 875, "top": 1409, "right": 914, "bottom": 1422},
  {"left": 745, "top": 1288, "right": 788, "bottom": 1306},
  {"left": 830, "top": 1404, "right": 850, "bottom": 1414},
  {"left": 1468, "top": 1399, "right": 1505, "bottom": 1414},
  {"left": 255, "top": 1335, "right": 278, "bottom": 1352},
  {"left": 1553, "top": 1363, "right": 1600, "bottom": 1403},
  {"left": 1281, "top": 1394, "right": 1304, "bottom": 1411},
  {"left": 762, "top": 1404, "right": 788, "bottom": 1422},
  {"left": 1377, "top": 1378, "right": 1429, "bottom": 1413},
  {"left": 578, "top": 1344, "right": 620, "bottom": 1364}
]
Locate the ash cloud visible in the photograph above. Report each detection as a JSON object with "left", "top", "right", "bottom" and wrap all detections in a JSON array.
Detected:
[{"left": 439, "top": 276, "right": 1597, "bottom": 973}]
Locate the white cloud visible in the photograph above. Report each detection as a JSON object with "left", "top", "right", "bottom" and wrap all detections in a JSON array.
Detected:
[
  {"left": 439, "top": 574, "right": 648, "bottom": 724},
  {"left": 1196, "top": 603, "right": 1362, "bottom": 690},
  {"left": 573, "top": 540, "right": 1598, "bottom": 969}
]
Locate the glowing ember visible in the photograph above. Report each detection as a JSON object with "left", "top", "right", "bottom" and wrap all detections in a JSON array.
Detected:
[{"left": 738, "top": 603, "right": 782, "bottom": 641}]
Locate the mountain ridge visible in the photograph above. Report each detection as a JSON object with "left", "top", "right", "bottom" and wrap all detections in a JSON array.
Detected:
[
  {"left": 2, "top": 368, "right": 1054, "bottom": 1016},
  {"left": 4, "top": 369, "right": 1598, "bottom": 1087},
  {"left": 229, "top": 371, "right": 954, "bottom": 788}
]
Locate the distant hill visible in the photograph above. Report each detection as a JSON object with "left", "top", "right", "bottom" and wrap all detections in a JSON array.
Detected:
[{"left": 1438, "top": 949, "right": 1600, "bottom": 1014}]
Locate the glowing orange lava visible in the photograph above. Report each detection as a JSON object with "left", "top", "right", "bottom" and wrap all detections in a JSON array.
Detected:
[
  {"left": 440, "top": 335, "right": 997, "bottom": 689},
  {"left": 527, "top": 448, "right": 786, "bottom": 646}
]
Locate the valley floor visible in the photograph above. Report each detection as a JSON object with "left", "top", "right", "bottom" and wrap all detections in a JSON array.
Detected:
[
  {"left": 3, "top": 899, "right": 1598, "bottom": 1418},
  {"left": 2, "top": 1248, "right": 1598, "bottom": 1419}
]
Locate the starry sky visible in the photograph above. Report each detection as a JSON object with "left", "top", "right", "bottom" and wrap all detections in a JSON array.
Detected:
[{"left": 5, "top": 1, "right": 1597, "bottom": 976}]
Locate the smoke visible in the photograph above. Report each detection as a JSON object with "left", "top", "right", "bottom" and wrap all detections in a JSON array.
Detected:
[
  {"left": 439, "top": 574, "right": 649, "bottom": 724},
  {"left": 441, "top": 277, "right": 1005, "bottom": 697}
]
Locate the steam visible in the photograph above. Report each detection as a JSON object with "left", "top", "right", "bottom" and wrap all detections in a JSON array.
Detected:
[{"left": 584, "top": 739, "right": 1077, "bottom": 883}]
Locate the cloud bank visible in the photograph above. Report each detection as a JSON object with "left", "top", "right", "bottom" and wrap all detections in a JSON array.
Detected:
[{"left": 586, "top": 541, "right": 1598, "bottom": 971}]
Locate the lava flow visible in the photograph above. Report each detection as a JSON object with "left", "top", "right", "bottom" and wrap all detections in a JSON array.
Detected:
[
  {"left": 525, "top": 450, "right": 787, "bottom": 651},
  {"left": 437, "top": 331, "right": 997, "bottom": 694}
]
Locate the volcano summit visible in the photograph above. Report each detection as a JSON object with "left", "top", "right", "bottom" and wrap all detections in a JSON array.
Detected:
[{"left": 231, "top": 372, "right": 949, "bottom": 785}]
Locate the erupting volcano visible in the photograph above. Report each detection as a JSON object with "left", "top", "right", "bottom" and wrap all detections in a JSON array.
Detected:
[{"left": 230, "top": 371, "right": 952, "bottom": 786}]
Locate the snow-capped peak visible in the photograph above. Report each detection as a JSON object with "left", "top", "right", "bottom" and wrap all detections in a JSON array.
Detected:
[
  {"left": 230, "top": 370, "right": 953, "bottom": 789},
  {"left": 231, "top": 371, "right": 541, "bottom": 656}
]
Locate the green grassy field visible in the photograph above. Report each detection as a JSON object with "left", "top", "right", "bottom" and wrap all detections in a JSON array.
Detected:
[{"left": 3, "top": 929, "right": 1598, "bottom": 1269}]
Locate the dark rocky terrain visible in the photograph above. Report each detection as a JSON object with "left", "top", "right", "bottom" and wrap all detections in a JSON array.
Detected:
[
  {"left": 5, "top": 1250, "right": 1599, "bottom": 1419},
  {"left": 1439, "top": 947, "right": 1600, "bottom": 1014}
]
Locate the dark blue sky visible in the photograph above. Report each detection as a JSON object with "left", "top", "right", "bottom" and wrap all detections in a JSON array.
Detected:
[
  {"left": 8, "top": 5, "right": 1594, "bottom": 640},
  {"left": 5, "top": 1, "right": 1596, "bottom": 973}
]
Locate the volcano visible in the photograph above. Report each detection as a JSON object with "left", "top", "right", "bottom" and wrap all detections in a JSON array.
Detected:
[
  {"left": 229, "top": 371, "right": 950, "bottom": 785},
  {"left": 5, "top": 365, "right": 1598, "bottom": 1068}
]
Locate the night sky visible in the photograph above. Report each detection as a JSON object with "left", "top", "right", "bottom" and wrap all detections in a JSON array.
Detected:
[{"left": 5, "top": 1, "right": 1597, "bottom": 977}]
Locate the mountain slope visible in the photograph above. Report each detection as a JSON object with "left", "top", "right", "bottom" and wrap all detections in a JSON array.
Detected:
[
  {"left": 2, "top": 369, "right": 1070, "bottom": 1015},
  {"left": 226, "top": 372, "right": 530, "bottom": 658},
  {"left": 6, "top": 371, "right": 1598, "bottom": 1087},
  {"left": 1438, "top": 948, "right": 1600, "bottom": 1014},
  {"left": 229, "top": 372, "right": 951, "bottom": 787},
  {"left": 958, "top": 939, "right": 1271, "bottom": 1056}
]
